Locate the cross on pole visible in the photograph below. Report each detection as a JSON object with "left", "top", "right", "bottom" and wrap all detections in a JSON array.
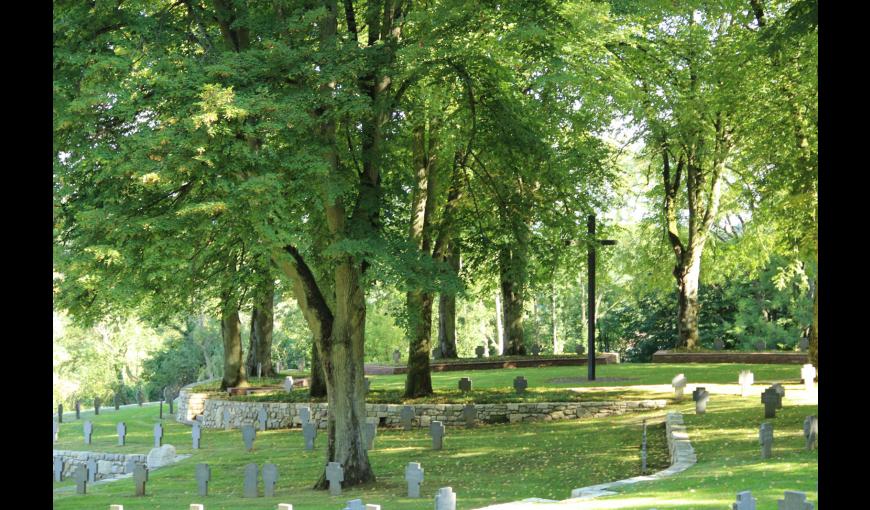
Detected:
[{"left": 587, "top": 214, "right": 616, "bottom": 381}]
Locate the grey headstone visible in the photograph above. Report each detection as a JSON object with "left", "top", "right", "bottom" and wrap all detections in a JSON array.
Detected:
[
  {"left": 798, "top": 337, "right": 809, "bottom": 352},
  {"left": 732, "top": 491, "right": 757, "bottom": 510},
  {"left": 430, "top": 420, "right": 445, "bottom": 450},
  {"left": 363, "top": 421, "right": 377, "bottom": 450},
  {"left": 326, "top": 462, "right": 344, "bottom": 496},
  {"left": 405, "top": 462, "right": 424, "bottom": 498},
  {"left": 739, "top": 370, "right": 754, "bottom": 397},
  {"left": 762, "top": 387, "right": 783, "bottom": 418},
  {"left": 283, "top": 377, "right": 295, "bottom": 393},
  {"left": 400, "top": 405, "right": 415, "bottom": 431},
  {"left": 772, "top": 383, "right": 786, "bottom": 399},
  {"left": 777, "top": 490, "right": 813, "bottom": 509},
  {"left": 94, "top": 397, "right": 101, "bottom": 415},
  {"left": 134, "top": 464, "right": 148, "bottom": 496},
  {"left": 192, "top": 422, "right": 202, "bottom": 449},
  {"left": 299, "top": 406, "right": 312, "bottom": 425},
  {"left": 754, "top": 340, "right": 765, "bottom": 351},
  {"left": 364, "top": 378, "right": 371, "bottom": 393},
  {"left": 475, "top": 346, "right": 485, "bottom": 358},
  {"left": 54, "top": 456, "right": 63, "bottom": 482},
  {"left": 672, "top": 374, "right": 687, "bottom": 400},
  {"left": 87, "top": 458, "right": 97, "bottom": 483},
  {"left": 276, "top": 360, "right": 282, "bottom": 373},
  {"left": 53, "top": 419, "right": 58, "bottom": 443},
  {"left": 58, "top": 404, "right": 63, "bottom": 423},
  {"left": 760, "top": 423, "right": 773, "bottom": 459},
  {"left": 117, "top": 422, "right": 127, "bottom": 446},
  {"left": 513, "top": 376, "right": 528, "bottom": 394},
  {"left": 462, "top": 404, "right": 476, "bottom": 428},
  {"left": 303, "top": 422, "right": 317, "bottom": 450},
  {"left": 125, "top": 459, "right": 137, "bottom": 474},
  {"left": 223, "top": 408, "right": 232, "bottom": 430},
  {"left": 154, "top": 423, "right": 163, "bottom": 448},
  {"left": 393, "top": 349, "right": 402, "bottom": 364},
  {"left": 263, "top": 463, "right": 278, "bottom": 497},
  {"left": 242, "top": 424, "right": 256, "bottom": 451},
  {"left": 434, "top": 487, "right": 456, "bottom": 510},
  {"left": 196, "top": 463, "right": 211, "bottom": 496},
  {"left": 713, "top": 339, "right": 725, "bottom": 350},
  {"left": 244, "top": 463, "right": 258, "bottom": 498},
  {"left": 83, "top": 420, "right": 93, "bottom": 445},
  {"left": 458, "top": 377, "right": 472, "bottom": 393},
  {"left": 575, "top": 343, "right": 585, "bottom": 355},
  {"left": 73, "top": 464, "right": 88, "bottom": 494},
  {"left": 531, "top": 344, "right": 541, "bottom": 356},
  {"left": 76, "top": 400, "right": 81, "bottom": 419},
  {"left": 344, "top": 499, "right": 364, "bottom": 510},
  {"left": 801, "top": 364, "right": 816, "bottom": 392},
  {"left": 692, "top": 387, "right": 709, "bottom": 414},
  {"left": 258, "top": 407, "right": 268, "bottom": 431},
  {"left": 803, "top": 415, "right": 817, "bottom": 450}
]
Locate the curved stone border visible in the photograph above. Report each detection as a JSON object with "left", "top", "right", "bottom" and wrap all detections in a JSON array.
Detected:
[
  {"left": 568, "top": 412, "right": 696, "bottom": 499},
  {"left": 53, "top": 450, "right": 146, "bottom": 480},
  {"left": 175, "top": 377, "right": 220, "bottom": 424}
]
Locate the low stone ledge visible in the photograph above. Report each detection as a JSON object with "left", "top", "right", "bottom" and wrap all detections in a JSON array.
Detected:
[
  {"left": 52, "top": 450, "right": 147, "bottom": 480},
  {"left": 652, "top": 350, "right": 808, "bottom": 364}
]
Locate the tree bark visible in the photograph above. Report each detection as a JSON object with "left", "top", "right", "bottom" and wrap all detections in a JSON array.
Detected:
[
  {"left": 309, "top": 337, "right": 327, "bottom": 398},
  {"left": 246, "top": 276, "right": 276, "bottom": 377},
  {"left": 809, "top": 273, "right": 818, "bottom": 368},
  {"left": 405, "top": 291, "right": 434, "bottom": 396},
  {"left": 437, "top": 242, "right": 460, "bottom": 359},
  {"left": 675, "top": 250, "right": 702, "bottom": 349},
  {"left": 220, "top": 297, "right": 246, "bottom": 390},
  {"left": 500, "top": 242, "right": 528, "bottom": 355},
  {"left": 495, "top": 291, "right": 505, "bottom": 355}
]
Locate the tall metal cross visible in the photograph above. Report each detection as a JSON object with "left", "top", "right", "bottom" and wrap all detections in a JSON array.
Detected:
[{"left": 587, "top": 214, "right": 616, "bottom": 381}]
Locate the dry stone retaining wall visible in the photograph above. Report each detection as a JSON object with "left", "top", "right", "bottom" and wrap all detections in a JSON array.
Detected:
[{"left": 52, "top": 450, "right": 146, "bottom": 480}]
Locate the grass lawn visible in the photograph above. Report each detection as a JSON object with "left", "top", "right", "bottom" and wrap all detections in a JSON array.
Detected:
[{"left": 54, "top": 363, "right": 817, "bottom": 509}]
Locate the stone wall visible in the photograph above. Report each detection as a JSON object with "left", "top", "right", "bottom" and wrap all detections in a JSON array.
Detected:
[
  {"left": 175, "top": 378, "right": 220, "bottom": 424},
  {"left": 180, "top": 394, "right": 668, "bottom": 430},
  {"left": 652, "top": 350, "right": 808, "bottom": 364},
  {"left": 53, "top": 450, "right": 146, "bottom": 480}
]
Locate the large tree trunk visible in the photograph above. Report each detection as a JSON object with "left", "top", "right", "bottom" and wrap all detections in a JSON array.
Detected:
[
  {"left": 246, "top": 276, "right": 276, "bottom": 377},
  {"left": 405, "top": 291, "right": 434, "bottom": 396},
  {"left": 220, "top": 298, "right": 246, "bottom": 390},
  {"left": 309, "top": 338, "right": 327, "bottom": 398},
  {"left": 675, "top": 251, "right": 702, "bottom": 349},
  {"left": 500, "top": 244, "right": 528, "bottom": 355},
  {"left": 809, "top": 273, "right": 818, "bottom": 368},
  {"left": 437, "top": 242, "right": 460, "bottom": 359}
]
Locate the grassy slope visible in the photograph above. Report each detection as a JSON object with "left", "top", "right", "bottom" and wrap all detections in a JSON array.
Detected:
[{"left": 53, "top": 363, "right": 817, "bottom": 509}]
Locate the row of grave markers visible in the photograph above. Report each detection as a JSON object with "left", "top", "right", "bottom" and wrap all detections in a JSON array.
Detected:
[
  {"left": 732, "top": 489, "right": 815, "bottom": 509},
  {"left": 55, "top": 387, "right": 182, "bottom": 423}
]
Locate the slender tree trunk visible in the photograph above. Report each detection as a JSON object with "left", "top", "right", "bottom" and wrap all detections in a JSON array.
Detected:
[
  {"left": 437, "top": 242, "right": 459, "bottom": 358},
  {"left": 220, "top": 298, "right": 246, "bottom": 390},
  {"left": 500, "top": 244, "right": 528, "bottom": 355},
  {"left": 246, "top": 277, "right": 276, "bottom": 377},
  {"left": 494, "top": 291, "right": 504, "bottom": 355},
  {"left": 405, "top": 291, "right": 434, "bottom": 396},
  {"left": 675, "top": 251, "right": 702, "bottom": 349},
  {"left": 309, "top": 338, "right": 327, "bottom": 397},
  {"left": 551, "top": 281, "right": 559, "bottom": 353}
]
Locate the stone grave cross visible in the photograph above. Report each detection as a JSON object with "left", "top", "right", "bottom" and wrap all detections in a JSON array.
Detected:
[
  {"left": 692, "top": 387, "right": 709, "bottom": 415},
  {"left": 801, "top": 364, "right": 816, "bottom": 392},
  {"left": 258, "top": 406, "right": 268, "bottom": 431},
  {"left": 134, "top": 464, "right": 148, "bottom": 496},
  {"left": 672, "top": 374, "right": 687, "bottom": 400},
  {"left": 87, "top": 458, "right": 97, "bottom": 483},
  {"left": 242, "top": 424, "right": 256, "bottom": 451},
  {"left": 83, "top": 420, "right": 93, "bottom": 445},
  {"left": 738, "top": 370, "right": 754, "bottom": 397},
  {"left": 326, "top": 462, "right": 344, "bottom": 496},
  {"left": 732, "top": 490, "right": 757, "bottom": 510},
  {"left": 299, "top": 406, "right": 312, "bottom": 425},
  {"left": 430, "top": 420, "right": 445, "bottom": 450},
  {"left": 462, "top": 404, "right": 476, "bottom": 428},
  {"left": 761, "top": 387, "right": 783, "bottom": 418},
  {"left": 303, "top": 422, "right": 317, "bottom": 450},
  {"left": 243, "top": 463, "right": 258, "bottom": 498},
  {"left": 405, "top": 462, "right": 424, "bottom": 498},
  {"left": 400, "top": 405, "right": 415, "bottom": 431},
  {"left": 54, "top": 456, "right": 63, "bottom": 482},
  {"left": 803, "top": 415, "right": 817, "bottom": 450},
  {"left": 283, "top": 377, "right": 295, "bottom": 393},
  {"left": 223, "top": 408, "right": 232, "bottom": 430},
  {"left": 192, "top": 421, "right": 202, "bottom": 449},
  {"left": 435, "top": 487, "right": 457, "bottom": 510},
  {"left": 777, "top": 490, "right": 813, "bottom": 509},
  {"left": 475, "top": 346, "right": 485, "bottom": 359},
  {"left": 73, "top": 464, "right": 88, "bottom": 494},
  {"left": 263, "top": 463, "right": 278, "bottom": 497},
  {"left": 154, "top": 423, "right": 164, "bottom": 448},
  {"left": 363, "top": 421, "right": 377, "bottom": 450},
  {"left": 513, "top": 376, "right": 528, "bottom": 395},
  {"left": 458, "top": 377, "right": 472, "bottom": 393},
  {"left": 196, "top": 463, "right": 211, "bottom": 496},
  {"left": 759, "top": 422, "right": 773, "bottom": 459},
  {"left": 117, "top": 422, "right": 126, "bottom": 446}
]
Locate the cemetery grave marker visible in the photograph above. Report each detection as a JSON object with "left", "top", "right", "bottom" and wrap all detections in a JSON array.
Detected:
[
  {"left": 283, "top": 377, "right": 295, "bottom": 393},
  {"left": 405, "top": 462, "right": 424, "bottom": 498},
  {"left": 303, "top": 422, "right": 317, "bottom": 450},
  {"left": 575, "top": 344, "right": 585, "bottom": 355},
  {"left": 393, "top": 349, "right": 402, "bottom": 364},
  {"left": 192, "top": 422, "right": 202, "bottom": 449},
  {"left": 713, "top": 339, "right": 725, "bottom": 350},
  {"left": 754, "top": 340, "right": 765, "bottom": 351},
  {"left": 83, "top": 420, "right": 93, "bottom": 445},
  {"left": 53, "top": 419, "right": 58, "bottom": 443},
  {"left": 462, "top": 404, "right": 476, "bottom": 428},
  {"left": 223, "top": 409, "right": 231, "bottom": 430},
  {"left": 134, "top": 464, "right": 148, "bottom": 496},
  {"left": 278, "top": 505, "right": 293, "bottom": 510},
  {"left": 58, "top": 404, "right": 63, "bottom": 423},
  {"left": 762, "top": 387, "right": 783, "bottom": 418},
  {"left": 692, "top": 387, "right": 709, "bottom": 415},
  {"left": 513, "top": 376, "right": 528, "bottom": 395},
  {"left": 73, "top": 464, "right": 88, "bottom": 494},
  {"left": 190, "top": 505, "right": 204, "bottom": 510},
  {"left": 364, "top": 377, "right": 371, "bottom": 393},
  {"left": 531, "top": 344, "right": 541, "bottom": 356},
  {"left": 430, "top": 420, "right": 445, "bottom": 450},
  {"left": 76, "top": 400, "right": 81, "bottom": 419},
  {"left": 110, "top": 506, "right": 123, "bottom": 510},
  {"left": 799, "top": 337, "right": 809, "bottom": 351},
  {"left": 777, "top": 490, "right": 813, "bottom": 509},
  {"left": 154, "top": 423, "right": 164, "bottom": 448},
  {"left": 54, "top": 456, "right": 63, "bottom": 482},
  {"left": 117, "top": 422, "right": 126, "bottom": 446},
  {"left": 299, "top": 406, "right": 312, "bottom": 425},
  {"left": 242, "top": 424, "right": 256, "bottom": 451},
  {"left": 363, "top": 420, "right": 377, "bottom": 450},
  {"left": 297, "top": 358, "right": 305, "bottom": 370},
  {"left": 244, "top": 463, "right": 259, "bottom": 498},
  {"left": 344, "top": 499, "right": 364, "bottom": 510},
  {"left": 458, "top": 377, "right": 472, "bottom": 393},
  {"left": 732, "top": 491, "right": 757, "bottom": 510},
  {"left": 87, "top": 458, "right": 97, "bottom": 483},
  {"left": 263, "top": 463, "right": 278, "bottom": 497},
  {"left": 739, "top": 370, "right": 754, "bottom": 397},
  {"left": 276, "top": 360, "right": 282, "bottom": 373},
  {"left": 95, "top": 397, "right": 101, "bottom": 415},
  {"left": 326, "top": 462, "right": 344, "bottom": 496},
  {"left": 196, "top": 463, "right": 211, "bottom": 496},
  {"left": 760, "top": 422, "right": 773, "bottom": 459},
  {"left": 801, "top": 364, "right": 816, "bottom": 392},
  {"left": 803, "top": 415, "right": 817, "bottom": 450},
  {"left": 772, "top": 383, "right": 786, "bottom": 398},
  {"left": 671, "top": 374, "right": 687, "bottom": 400},
  {"left": 435, "top": 487, "right": 456, "bottom": 510},
  {"left": 475, "top": 346, "right": 485, "bottom": 358},
  {"left": 258, "top": 406, "right": 268, "bottom": 431},
  {"left": 400, "top": 405, "right": 415, "bottom": 431}
]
